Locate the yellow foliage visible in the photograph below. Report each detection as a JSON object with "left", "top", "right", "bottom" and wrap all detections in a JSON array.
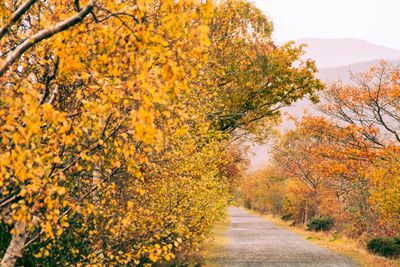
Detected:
[{"left": 0, "top": 0, "right": 321, "bottom": 265}]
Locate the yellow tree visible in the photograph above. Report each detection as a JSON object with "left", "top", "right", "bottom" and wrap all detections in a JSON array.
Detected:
[
  {"left": 207, "top": 0, "right": 323, "bottom": 138},
  {"left": 1, "top": 0, "right": 218, "bottom": 265}
]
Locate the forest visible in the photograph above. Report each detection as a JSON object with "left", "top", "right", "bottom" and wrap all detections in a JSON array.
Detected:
[{"left": 0, "top": 0, "right": 399, "bottom": 266}]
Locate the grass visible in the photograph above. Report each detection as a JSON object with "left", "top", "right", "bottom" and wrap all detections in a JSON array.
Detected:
[
  {"left": 255, "top": 211, "right": 400, "bottom": 267},
  {"left": 202, "top": 218, "right": 230, "bottom": 267}
]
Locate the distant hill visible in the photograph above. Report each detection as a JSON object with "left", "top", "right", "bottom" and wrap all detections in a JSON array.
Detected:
[
  {"left": 318, "top": 59, "right": 400, "bottom": 84},
  {"left": 296, "top": 38, "right": 400, "bottom": 69},
  {"left": 282, "top": 59, "right": 400, "bottom": 132}
]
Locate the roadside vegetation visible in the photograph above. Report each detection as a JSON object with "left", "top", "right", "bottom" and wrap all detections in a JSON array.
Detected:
[{"left": 202, "top": 219, "right": 230, "bottom": 267}]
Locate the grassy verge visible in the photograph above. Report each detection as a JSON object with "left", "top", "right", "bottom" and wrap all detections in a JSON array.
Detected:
[
  {"left": 202, "top": 218, "right": 230, "bottom": 267},
  {"left": 253, "top": 211, "right": 400, "bottom": 267}
]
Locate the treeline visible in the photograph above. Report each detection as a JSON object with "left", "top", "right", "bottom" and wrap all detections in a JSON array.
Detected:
[
  {"left": 0, "top": 0, "right": 321, "bottom": 266},
  {"left": 239, "top": 62, "right": 400, "bottom": 244}
]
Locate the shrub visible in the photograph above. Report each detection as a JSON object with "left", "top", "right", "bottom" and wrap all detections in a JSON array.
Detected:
[
  {"left": 367, "top": 237, "right": 400, "bottom": 258},
  {"left": 307, "top": 217, "right": 334, "bottom": 232},
  {"left": 281, "top": 213, "right": 292, "bottom": 221},
  {"left": 243, "top": 199, "right": 252, "bottom": 209}
]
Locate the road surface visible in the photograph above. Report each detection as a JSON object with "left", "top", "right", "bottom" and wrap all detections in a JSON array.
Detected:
[{"left": 208, "top": 207, "right": 356, "bottom": 267}]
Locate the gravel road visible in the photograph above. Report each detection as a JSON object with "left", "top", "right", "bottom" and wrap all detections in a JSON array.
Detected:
[{"left": 208, "top": 207, "right": 356, "bottom": 267}]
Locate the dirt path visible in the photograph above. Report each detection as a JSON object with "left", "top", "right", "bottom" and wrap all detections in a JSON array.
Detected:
[{"left": 208, "top": 207, "right": 356, "bottom": 267}]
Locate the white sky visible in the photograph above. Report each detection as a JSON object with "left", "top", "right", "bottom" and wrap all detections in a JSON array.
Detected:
[{"left": 253, "top": 0, "right": 400, "bottom": 50}]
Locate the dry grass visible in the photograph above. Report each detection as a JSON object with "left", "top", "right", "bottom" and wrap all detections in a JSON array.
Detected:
[
  {"left": 202, "top": 218, "right": 230, "bottom": 267},
  {"left": 257, "top": 212, "right": 400, "bottom": 267}
]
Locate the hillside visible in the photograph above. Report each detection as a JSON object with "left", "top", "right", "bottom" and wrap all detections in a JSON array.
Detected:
[
  {"left": 318, "top": 59, "right": 400, "bottom": 83},
  {"left": 297, "top": 38, "right": 400, "bottom": 69}
]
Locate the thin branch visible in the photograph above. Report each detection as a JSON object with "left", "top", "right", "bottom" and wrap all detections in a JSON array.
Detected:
[
  {"left": 24, "top": 168, "right": 118, "bottom": 249},
  {"left": 74, "top": 0, "right": 81, "bottom": 12},
  {"left": 0, "top": 0, "right": 96, "bottom": 77},
  {"left": 0, "top": 195, "right": 18, "bottom": 208},
  {"left": 48, "top": 85, "right": 59, "bottom": 105},
  {"left": 0, "top": 0, "right": 38, "bottom": 40}
]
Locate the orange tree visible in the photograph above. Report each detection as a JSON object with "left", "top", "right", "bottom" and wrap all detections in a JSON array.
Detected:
[
  {"left": 274, "top": 116, "right": 378, "bottom": 234},
  {"left": 318, "top": 62, "right": 400, "bottom": 236},
  {"left": 267, "top": 62, "right": 400, "bottom": 237}
]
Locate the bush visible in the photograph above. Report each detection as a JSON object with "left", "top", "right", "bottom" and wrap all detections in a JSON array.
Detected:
[
  {"left": 307, "top": 217, "right": 334, "bottom": 232},
  {"left": 243, "top": 199, "right": 252, "bottom": 209},
  {"left": 281, "top": 213, "right": 292, "bottom": 221},
  {"left": 367, "top": 237, "right": 400, "bottom": 258}
]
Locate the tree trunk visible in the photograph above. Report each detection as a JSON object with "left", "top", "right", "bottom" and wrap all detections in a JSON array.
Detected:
[
  {"left": 1, "top": 221, "right": 28, "bottom": 267},
  {"left": 304, "top": 201, "right": 308, "bottom": 224},
  {"left": 92, "top": 161, "right": 104, "bottom": 261},
  {"left": 93, "top": 162, "right": 101, "bottom": 205},
  {"left": 313, "top": 188, "right": 319, "bottom": 218}
]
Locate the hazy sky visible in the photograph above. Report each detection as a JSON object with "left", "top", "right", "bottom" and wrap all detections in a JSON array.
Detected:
[{"left": 253, "top": 0, "right": 400, "bottom": 50}]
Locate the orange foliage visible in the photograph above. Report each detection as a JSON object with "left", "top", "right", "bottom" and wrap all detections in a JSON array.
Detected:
[{"left": 242, "top": 62, "right": 400, "bottom": 240}]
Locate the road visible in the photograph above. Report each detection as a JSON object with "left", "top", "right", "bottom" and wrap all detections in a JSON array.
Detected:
[{"left": 208, "top": 207, "right": 356, "bottom": 267}]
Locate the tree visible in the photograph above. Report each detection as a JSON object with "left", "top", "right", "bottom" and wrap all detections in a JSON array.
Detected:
[
  {"left": 320, "top": 62, "right": 400, "bottom": 147},
  {"left": 272, "top": 119, "right": 329, "bottom": 223},
  {"left": 207, "top": 0, "right": 323, "bottom": 137},
  {"left": 1, "top": 0, "right": 221, "bottom": 265},
  {"left": 317, "top": 62, "right": 400, "bottom": 236},
  {"left": 238, "top": 166, "right": 285, "bottom": 215}
]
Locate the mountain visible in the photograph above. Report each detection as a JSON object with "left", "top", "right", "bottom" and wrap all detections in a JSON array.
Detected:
[
  {"left": 286, "top": 39, "right": 400, "bottom": 120},
  {"left": 318, "top": 59, "right": 400, "bottom": 84},
  {"left": 296, "top": 38, "right": 400, "bottom": 69}
]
